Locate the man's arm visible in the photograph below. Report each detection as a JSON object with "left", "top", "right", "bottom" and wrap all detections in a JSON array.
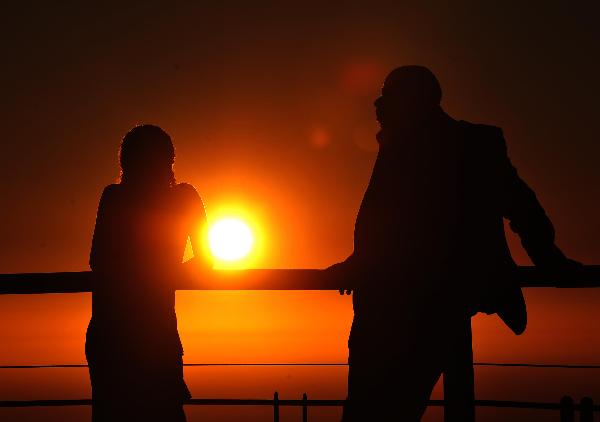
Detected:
[{"left": 495, "top": 130, "right": 573, "bottom": 268}]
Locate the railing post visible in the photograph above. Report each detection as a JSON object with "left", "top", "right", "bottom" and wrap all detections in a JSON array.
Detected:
[
  {"left": 560, "top": 396, "right": 574, "bottom": 422},
  {"left": 579, "top": 397, "right": 593, "bottom": 422},
  {"left": 302, "top": 392, "right": 308, "bottom": 422},
  {"left": 273, "top": 391, "right": 280, "bottom": 422}
]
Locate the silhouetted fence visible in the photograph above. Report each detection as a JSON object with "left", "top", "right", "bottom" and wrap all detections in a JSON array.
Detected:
[
  {"left": 1, "top": 393, "right": 598, "bottom": 422},
  {"left": 1, "top": 265, "right": 599, "bottom": 421}
]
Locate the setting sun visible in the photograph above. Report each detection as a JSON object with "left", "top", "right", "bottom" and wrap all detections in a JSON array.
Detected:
[{"left": 208, "top": 218, "right": 254, "bottom": 262}]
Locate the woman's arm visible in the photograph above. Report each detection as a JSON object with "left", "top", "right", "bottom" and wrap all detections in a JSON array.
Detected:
[
  {"left": 180, "top": 184, "right": 213, "bottom": 270},
  {"left": 89, "top": 184, "right": 119, "bottom": 272}
]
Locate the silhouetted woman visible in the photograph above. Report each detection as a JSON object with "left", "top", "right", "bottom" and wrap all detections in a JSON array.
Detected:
[{"left": 86, "top": 125, "right": 210, "bottom": 421}]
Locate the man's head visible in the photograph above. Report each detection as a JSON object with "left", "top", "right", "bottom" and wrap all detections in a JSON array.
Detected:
[{"left": 375, "top": 66, "right": 442, "bottom": 131}]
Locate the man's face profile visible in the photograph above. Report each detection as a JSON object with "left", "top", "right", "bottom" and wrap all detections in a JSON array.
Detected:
[{"left": 374, "top": 94, "right": 424, "bottom": 131}]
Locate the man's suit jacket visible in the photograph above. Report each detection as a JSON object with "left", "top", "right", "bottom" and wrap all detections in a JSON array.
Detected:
[{"left": 351, "top": 116, "right": 564, "bottom": 335}]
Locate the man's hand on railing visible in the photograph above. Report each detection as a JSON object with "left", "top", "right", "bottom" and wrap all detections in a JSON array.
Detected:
[
  {"left": 560, "top": 257, "right": 585, "bottom": 270},
  {"left": 527, "top": 242, "right": 586, "bottom": 284},
  {"left": 553, "top": 257, "right": 585, "bottom": 287},
  {"left": 523, "top": 252, "right": 586, "bottom": 288}
]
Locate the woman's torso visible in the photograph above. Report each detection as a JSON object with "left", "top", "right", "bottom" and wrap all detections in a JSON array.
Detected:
[{"left": 87, "top": 183, "right": 200, "bottom": 359}]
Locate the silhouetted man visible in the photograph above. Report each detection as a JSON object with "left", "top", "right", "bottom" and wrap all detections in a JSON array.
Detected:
[{"left": 337, "top": 66, "right": 579, "bottom": 421}]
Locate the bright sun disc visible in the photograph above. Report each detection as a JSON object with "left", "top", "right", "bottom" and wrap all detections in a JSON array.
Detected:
[{"left": 208, "top": 218, "right": 254, "bottom": 261}]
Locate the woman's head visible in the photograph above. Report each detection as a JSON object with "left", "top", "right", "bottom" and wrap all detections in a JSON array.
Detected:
[{"left": 119, "top": 125, "right": 175, "bottom": 188}]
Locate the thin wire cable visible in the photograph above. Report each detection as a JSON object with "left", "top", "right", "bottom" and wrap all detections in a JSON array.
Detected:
[{"left": 0, "top": 362, "right": 599, "bottom": 369}]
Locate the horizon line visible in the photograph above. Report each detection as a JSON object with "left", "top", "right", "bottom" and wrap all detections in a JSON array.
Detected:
[{"left": 1, "top": 362, "right": 599, "bottom": 369}]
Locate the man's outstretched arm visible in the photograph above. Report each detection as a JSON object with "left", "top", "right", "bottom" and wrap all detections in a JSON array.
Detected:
[{"left": 495, "top": 130, "right": 577, "bottom": 269}]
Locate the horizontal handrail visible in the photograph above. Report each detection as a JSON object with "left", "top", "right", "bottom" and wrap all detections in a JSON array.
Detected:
[{"left": 1, "top": 265, "right": 599, "bottom": 295}]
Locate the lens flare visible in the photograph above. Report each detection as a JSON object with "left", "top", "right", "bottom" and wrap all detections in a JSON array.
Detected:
[{"left": 208, "top": 218, "right": 254, "bottom": 262}]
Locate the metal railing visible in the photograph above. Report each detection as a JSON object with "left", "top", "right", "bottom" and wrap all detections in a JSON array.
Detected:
[
  {"left": 1, "top": 393, "right": 598, "bottom": 422},
  {"left": 1, "top": 265, "right": 599, "bottom": 421}
]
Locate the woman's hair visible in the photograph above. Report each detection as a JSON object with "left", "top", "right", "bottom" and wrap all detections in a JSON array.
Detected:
[{"left": 119, "top": 124, "right": 176, "bottom": 188}]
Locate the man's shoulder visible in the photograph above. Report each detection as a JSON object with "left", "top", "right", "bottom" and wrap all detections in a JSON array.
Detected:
[
  {"left": 458, "top": 120, "right": 504, "bottom": 139},
  {"left": 457, "top": 120, "right": 507, "bottom": 153}
]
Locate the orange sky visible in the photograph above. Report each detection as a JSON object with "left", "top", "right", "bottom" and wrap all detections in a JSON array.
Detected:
[
  {"left": 1, "top": 1, "right": 599, "bottom": 411},
  {"left": 2, "top": 2, "right": 599, "bottom": 274}
]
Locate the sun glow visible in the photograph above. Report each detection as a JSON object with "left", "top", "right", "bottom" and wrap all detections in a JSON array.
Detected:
[{"left": 208, "top": 218, "right": 254, "bottom": 263}]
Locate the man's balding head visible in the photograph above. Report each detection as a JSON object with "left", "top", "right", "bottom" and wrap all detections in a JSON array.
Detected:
[
  {"left": 375, "top": 66, "right": 443, "bottom": 132},
  {"left": 382, "top": 66, "right": 442, "bottom": 106}
]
